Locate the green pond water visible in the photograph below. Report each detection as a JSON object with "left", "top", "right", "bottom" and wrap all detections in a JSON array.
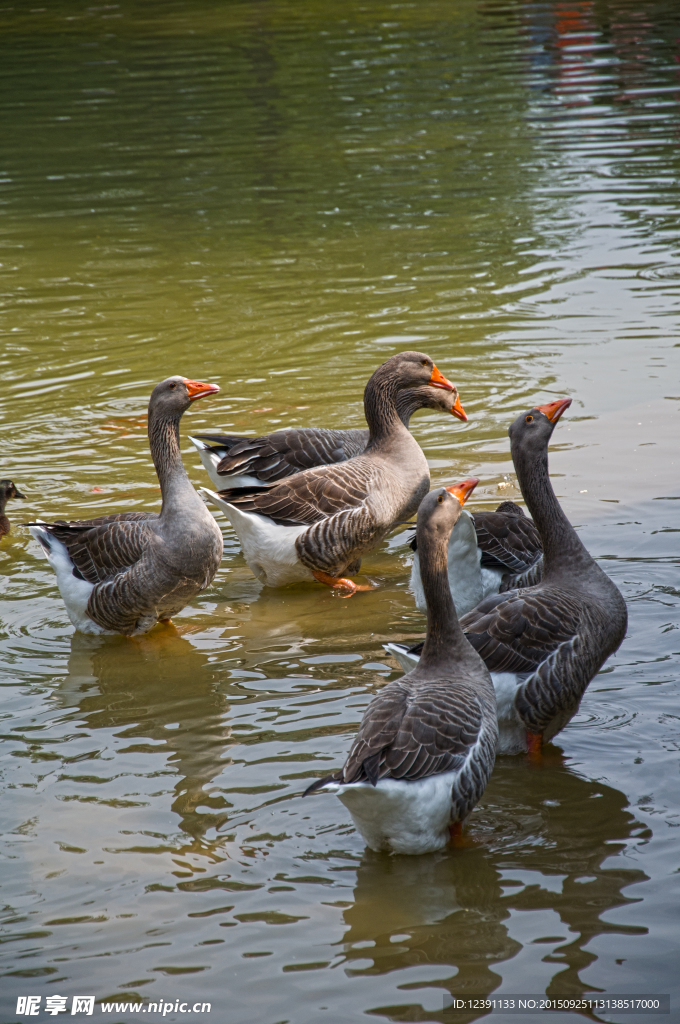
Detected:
[{"left": 1, "top": 1, "right": 680, "bottom": 1021}]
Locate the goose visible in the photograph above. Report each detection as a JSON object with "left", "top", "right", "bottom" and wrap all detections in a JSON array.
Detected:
[
  {"left": 189, "top": 385, "right": 466, "bottom": 490},
  {"left": 0, "top": 480, "right": 25, "bottom": 538},
  {"left": 384, "top": 398, "right": 628, "bottom": 756},
  {"left": 302, "top": 486, "right": 498, "bottom": 855},
  {"left": 408, "top": 485, "right": 542, "bottom": 618},
  {"left": 27, "top": 377, "right": 224, "bottom": 636},
  {"left": 200, "top": 352, "right": 467, "bottom": 594}
]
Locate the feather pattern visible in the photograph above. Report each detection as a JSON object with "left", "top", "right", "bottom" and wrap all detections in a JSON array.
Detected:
[
  {"left": 44, "top": 513, "right": 158, "bottom": 585},
  {"left": 219, "top": 459, "right": 375, "bottom": 527},
  {"left": 340, "top": 680, "right": 488, "bottom": 783},
  {"left": 389, "top": 400, "right": 627, "bottom": 752},
  {"left": 193, "top": 428, "right": 367, "bottom": 487},
  {"left": 190, "top": 380, "right": 462, "bottom": 490},
  {"left": 303, "top": 487, "right": 497, "bottom": 855},
  {"left": 472, "top": 503, "right": 542, "bottom": 572},
  {"left": 409, "top": 499, "right": 543, "bottom": 618},
  {"left": 460, "top": 587, "right": 582, "bottom": 674},
  {"left": 27, "top": 377, "right": 223, "bottom": 636},
  {"left": 500, "top": 556, "right": 544, "bottom": 592},
  {"left": 202, "top": 353, "right": 464, "bottom": 589}
]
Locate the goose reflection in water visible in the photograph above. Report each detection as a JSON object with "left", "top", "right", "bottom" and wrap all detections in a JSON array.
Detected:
[
  {"left": 60, "top": 629, "right": 233, "bottom": 842},
  {"left": 339, "top": 757, "right": 647, "bottom": 1013}
]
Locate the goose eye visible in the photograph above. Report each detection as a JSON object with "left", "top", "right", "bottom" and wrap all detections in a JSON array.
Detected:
[
  {"left": 421, "top": 359, "right": 428, "bottom": 367},
  {"left": 525, "top": 414, "right": 533, "bottom": 423},
  {"left": 437, "top": 494, "right": 444, "bottom": 504},
  {"left": 169, "top": 382, "right": 177, "bottom": 390}
]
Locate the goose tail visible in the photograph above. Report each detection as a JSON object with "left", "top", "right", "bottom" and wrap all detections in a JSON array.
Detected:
[
  {"left": 189, "top": 440, "right": 226, "bottom": 490},
  {"left": 198, "top": 487, "right": 232, "bottom": 516},
  {"left": 188, "top": 435, "right": 209, "bottom": 451},
  {"left": 383, "top": 642, "right": 421, "bottom": 674},
  {"left": 302, "top": 775, "right": 342, "bottom": 797}
]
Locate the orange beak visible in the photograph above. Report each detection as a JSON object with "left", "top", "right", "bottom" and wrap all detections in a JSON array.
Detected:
[
  {"left": 451, "top": 392, "right": 467, "bottom": 422},
  {"left": 184, "top": 379, "right": 220, "bottom": 401},
  {"left": 445, "top": 477, "right": 479, "bottom": 506},
  {"left": 535, "top": 397, "right": 572, "bottom": 423},
  {"left": 428, "top": 364, "right": 454, "bottom": 392}
]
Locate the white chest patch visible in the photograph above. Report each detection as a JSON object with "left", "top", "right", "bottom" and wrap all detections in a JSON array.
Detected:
[{"left": 324, "top": 771, "right": 460, "bottom": 855}]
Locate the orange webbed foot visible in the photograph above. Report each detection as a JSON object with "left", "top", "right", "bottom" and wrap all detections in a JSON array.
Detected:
[
  {"left": 312, "top": 570, "right": 375, "bottom": 596},
  {"left": 526, "top": 731, "right": 543, "bottom": 762},
  {"left": 448, "top": 820, "right": 473, "bottom": 848}
]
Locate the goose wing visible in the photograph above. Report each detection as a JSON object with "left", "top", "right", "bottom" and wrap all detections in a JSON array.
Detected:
[
  {"left": 195, "top": 428, "right": 368, "bottom": 483},
  {"left": 499, "top": 557, "right": 544, "bottom": 592},
  {"left": 38, "top": 513, "right": 157, "bottom": 584},
  {"left": 471, "top": 507, "right": 542, "bottom": 572},
  {"left": 341, "top": 679, "right": 484, "bottom": 784},
  {"left": 459, "top": 587, "right": 581, "bottom": 673},
  {"left": 218, "top": 458, "right": 376, "bottom": 527}
]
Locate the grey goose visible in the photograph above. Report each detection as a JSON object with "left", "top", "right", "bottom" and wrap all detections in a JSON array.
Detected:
[
  {"left": 28, "top": 377, "right": 224, "bottom": 636},
  {"left": 200, "top": 352, "right": 467, "bottom": 594},
  {"left": 385, "top": 398, "right": 627, "bottom": 756},
  {"left": 303, "top": 486, "right": 498, "bottom": 855},
  {"left": 190, "top": 382, "right": 466, "bottom": 490},
  {"left": 407, "top": 482, "right": 543, "bottom": 619}
]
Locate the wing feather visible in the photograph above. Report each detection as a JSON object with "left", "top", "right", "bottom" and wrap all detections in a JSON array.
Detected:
[
  {"left": 40, "top": 515, "right": 156, "bottom": 584},
  {"left": 460, "top": 587, "right": 581, "bottom": 673},
  {"left": 219, "top": 458, "right": 376, "bottom": 527},
  {"left": 195, "top": 428, "right": 369, "bottom": 483},
  {"left": 341, "top": 680, "right": 485, "bottom": 784},
  {"left": 472, "top": 508, "right": 542, "bottom": 572}
]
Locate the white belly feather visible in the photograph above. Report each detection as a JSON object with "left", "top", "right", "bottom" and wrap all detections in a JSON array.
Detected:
[
  {"left": 480, "top": 566, "right": 504, "bottom": 598},
  {"left": 29, "top": 525, "right": 109, "bottom": 635},
  {"left": 324, "top": 771, "right": 460, "bottom": 855},
  {"left": 199, "top": 488, "right": 313, "bottom": 587},
  {"left": 410, "top": 511, "right": 484, "bottom": 617},
  {"left": 491, "top": 672, "right": 529, "bottom": 754}
]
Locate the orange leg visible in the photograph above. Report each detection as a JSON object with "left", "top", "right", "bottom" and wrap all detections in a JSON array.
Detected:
[
  {"left": 312, "top": 570, "right": 374, "bottom": 596},
  {"left": 526, "top": 731, "right": 543, "bottom": 762},
  {"left": 449, "top": 820, "right": 469, "bottom": 848},
  {"left": 449, "top": 820, "right": 476, "bottom": 848}
]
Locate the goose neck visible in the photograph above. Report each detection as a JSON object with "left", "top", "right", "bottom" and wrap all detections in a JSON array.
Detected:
[
  {"left": 394, "top": 387, "right": 430, "bottom": 428},
  {"left": 417, "top": 526, "right": 470, "bottom": 670},
  {"left": 513, "top": 442, "right": 589, "bottom": 573},
  {"left": 363, "top": 371, "right": 408, "bottom": 447},
  {"left": 148, "top": 405, "right": 195, "bottom": 515}
]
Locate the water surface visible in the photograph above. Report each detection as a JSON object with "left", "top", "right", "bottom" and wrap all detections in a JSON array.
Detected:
[{"left": 1, "top": 2, "right": 679, "bottom": 1021}]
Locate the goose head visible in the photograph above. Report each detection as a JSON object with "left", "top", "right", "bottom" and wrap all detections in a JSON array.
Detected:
[
  {"left": 416, "top": 485, "right": 465, "bottom": 551},
  {"left": 370, "top": 352, "right": 467, "bottom": 422},
  {"left": 0, "top": 479, "right": 25, "bottom": 513},
  {"left": 409, "top": 478, "right": 478, "bottom": 553},
  {"left": 149, "top": 376, "right": 220, "bottom": 418},
  {"left": 509, "top": 397, "right": 572, "bottom": 461},
  {"left": 444, "top": 477, "right": 479, "bottom": 506}
]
